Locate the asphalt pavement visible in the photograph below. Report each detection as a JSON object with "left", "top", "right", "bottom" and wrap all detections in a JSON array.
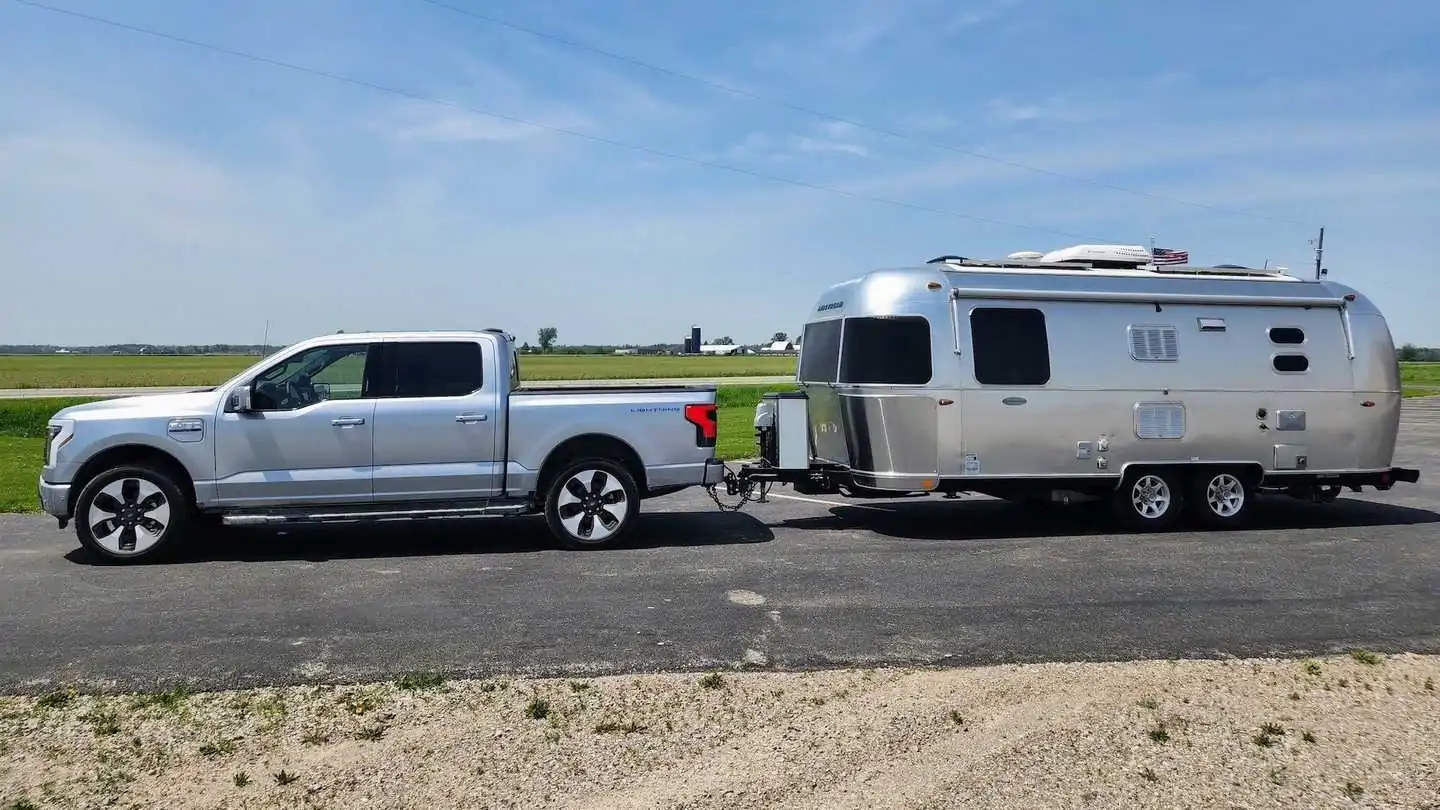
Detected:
[{"left": 2, "top": 404, "right": 1439, "bottom": 693}]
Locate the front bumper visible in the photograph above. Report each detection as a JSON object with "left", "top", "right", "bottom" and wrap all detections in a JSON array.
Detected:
[{"left": 38, "top": 478, "right": 71, "bottom": 521}]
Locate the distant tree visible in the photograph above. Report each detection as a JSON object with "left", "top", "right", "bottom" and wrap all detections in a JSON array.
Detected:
[
  {"left": 715, "top": 336, "right": 734, "bottom": 345},
  {"left": 1399, "top": 343, "right": 1422, "bottom": 362},
  {"left": 537, "top": 327, "right": 558, "bottom": 353},
  {"left": 772, "top": 331, "right": 788, "bottom": 343}
]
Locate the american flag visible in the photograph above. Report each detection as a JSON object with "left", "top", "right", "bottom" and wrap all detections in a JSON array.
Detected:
[{"left": 1152, "top": 247, "right": 1189, "bottom": 265}]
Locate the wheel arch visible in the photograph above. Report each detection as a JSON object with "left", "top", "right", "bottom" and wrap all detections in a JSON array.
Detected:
[
  {"left": 535, "top": 433, "right": 647, "bottom": 501},
  {"left": 1114, "top": 461, "right": 1266, "bottom": 489},
  {"left": 69, "top": 444, "right": 197, "bottom": 514}
]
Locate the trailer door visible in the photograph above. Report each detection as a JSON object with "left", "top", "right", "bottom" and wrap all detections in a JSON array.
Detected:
[{"left": 955, "top": 303, "right": 1062, "bottom": 478}]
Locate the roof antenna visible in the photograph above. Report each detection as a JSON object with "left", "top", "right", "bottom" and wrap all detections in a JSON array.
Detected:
[{"left": 1312, "top": 227, "right": 1326, "bottom": 279}]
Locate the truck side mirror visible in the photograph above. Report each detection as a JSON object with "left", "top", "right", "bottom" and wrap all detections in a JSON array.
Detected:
[{"left": 228, "top": 385, "right": 254, "bottom": 413}]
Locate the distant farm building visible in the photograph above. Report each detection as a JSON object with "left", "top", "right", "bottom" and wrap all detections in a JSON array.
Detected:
[
  {"left": 761, "top": 340, "right": 797, "bottom": 354},
  {"left": 698, "top": 344, "right": 746, "bottom": 355}
]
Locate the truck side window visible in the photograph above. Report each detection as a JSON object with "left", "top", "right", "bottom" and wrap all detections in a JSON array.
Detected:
[
  {"left": 378, "top": 341, "right": 485, "bottom": 398},
  {"left": 970, "top": 307, "right": 1051, "bottom": 385},
  {"left": 838, "top": 316, "right": 931, "bottom": 384},
  {"left": 251, "top": 344, "right": 372, "bottom": 410}
]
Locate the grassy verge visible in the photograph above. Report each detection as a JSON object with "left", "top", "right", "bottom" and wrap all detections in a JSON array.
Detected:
[
  {"left": 0, "top": 354, "right": 799, "bottom": 389},
  {"left": 2, "top": 653, "right": 1436, "bottom": 809}
]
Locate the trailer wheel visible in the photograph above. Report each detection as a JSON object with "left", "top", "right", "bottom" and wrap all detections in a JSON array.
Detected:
[
  {"left": 1112, "top": 468, "right": 1184, "bottom": 532},
  {"left": 73, "top": 463, "right": 192, "bottom": 564},
  {"left": 1185, "top": 468, "right": 1254, "bottom": 529},
  {"left": 543, "top": 457, "right": 639, "bottom": 550}
]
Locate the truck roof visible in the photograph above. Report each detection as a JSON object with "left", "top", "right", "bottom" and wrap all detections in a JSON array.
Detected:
[{"left": 300, "top": 329, "right": 513, "bottom": 344}]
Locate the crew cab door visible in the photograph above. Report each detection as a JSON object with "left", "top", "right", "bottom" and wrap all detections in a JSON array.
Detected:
[
  {"left": 214, "top": 341, "right": 381, "bottom": 508},
  {"left": 369, "top": 337, "right": 502, "bottom": 502}
]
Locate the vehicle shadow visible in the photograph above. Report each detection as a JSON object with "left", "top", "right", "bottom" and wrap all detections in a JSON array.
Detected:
[
  {"left": 63, "top": 511, "right": 774, "bottom": 566},
  {"left": 777, "top": 494, "right": 1440, "bottom": 541}
]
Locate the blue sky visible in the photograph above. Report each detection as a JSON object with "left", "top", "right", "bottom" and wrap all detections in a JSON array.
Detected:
[{"left": 2, "top": 0, "right": 1438, "bottom": 347}]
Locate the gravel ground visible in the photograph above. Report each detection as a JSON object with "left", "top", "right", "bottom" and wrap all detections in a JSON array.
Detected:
[{"left": 3, "top": 653, "right": 1437, "bottom": 809}]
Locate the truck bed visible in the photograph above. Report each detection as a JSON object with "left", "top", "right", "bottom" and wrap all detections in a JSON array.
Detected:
[{"left": 513, "top": 383, "right": 719, "bottom": 395}]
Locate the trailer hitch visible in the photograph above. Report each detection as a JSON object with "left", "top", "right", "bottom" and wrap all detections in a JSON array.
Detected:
[{"left": 703, "top": 464, "right": 772, "bottom": 512}]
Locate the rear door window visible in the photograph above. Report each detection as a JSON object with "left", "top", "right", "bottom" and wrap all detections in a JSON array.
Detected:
[{"left": 376, "top": 341, "right": 485, "bottom": 398}]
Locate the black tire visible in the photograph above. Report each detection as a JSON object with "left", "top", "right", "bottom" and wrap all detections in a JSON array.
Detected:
[
  {"left": 1111, "top": 467, "right": 1184, "bottom": 532},
  {"left": 73, "top": 464, "right": 192, "bottom": 564},
  {"left": 543, "top": 457, "right": 640, "bottom": 550},
  {"left": 1184, "top": 467, "right": 1255, "bottom": 529}
]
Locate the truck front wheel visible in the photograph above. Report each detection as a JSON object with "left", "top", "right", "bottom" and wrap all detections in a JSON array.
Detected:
[
  {"left": 73, "top": 464, "right": 192, "bottom": 564},
  {"left": 543, "top": 457, "right": 639, "bottom": 550}
]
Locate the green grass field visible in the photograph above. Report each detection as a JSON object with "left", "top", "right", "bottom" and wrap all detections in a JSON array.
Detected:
[{"left": 0, "top": 353, "right": 799, "bottom": 389}]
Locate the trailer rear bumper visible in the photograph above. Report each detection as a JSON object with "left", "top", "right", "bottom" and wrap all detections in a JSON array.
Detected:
[{"left": 1260, "top": 466, "right": 1420, "bottom": 493}]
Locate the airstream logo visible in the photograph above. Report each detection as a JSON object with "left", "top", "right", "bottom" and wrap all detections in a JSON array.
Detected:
[
  {"left": 818, "top": 421, "right": 839, "bottom": 434},
  {"left": 816, "top": 300, "right": 843, "bottom": 312}
]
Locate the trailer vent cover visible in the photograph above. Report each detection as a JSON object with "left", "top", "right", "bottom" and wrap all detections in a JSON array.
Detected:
[
  {"left": 1129, "top": 324, "right": 1179, "bottom": 362},
  {"left": 1135, "top": 402, "right": 1186, "bottom": 440}
]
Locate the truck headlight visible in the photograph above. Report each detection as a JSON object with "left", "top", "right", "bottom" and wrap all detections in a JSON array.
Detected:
[{"left": 43, "top": 424, "right": 63, "bottom": 467}]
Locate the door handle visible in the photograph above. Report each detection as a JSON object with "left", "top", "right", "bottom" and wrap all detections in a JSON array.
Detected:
[
  {"left": 331, "top": 416, "right": 366, "bottom": 426},
  {"left": 1002, "top": 396, "right": 1028, "bottom": 406},
  {"left": 455, "top": 413, "right": 489, "bottom": 423}
]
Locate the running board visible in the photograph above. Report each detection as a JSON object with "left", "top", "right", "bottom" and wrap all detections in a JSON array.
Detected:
[{"left": 221, "top": 502, "right": 531, "bottom": 527}]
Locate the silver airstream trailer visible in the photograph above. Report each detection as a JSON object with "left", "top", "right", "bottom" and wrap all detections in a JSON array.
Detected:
[{"left": 738, "top": 246, "right": 1419, "bottom": 529}]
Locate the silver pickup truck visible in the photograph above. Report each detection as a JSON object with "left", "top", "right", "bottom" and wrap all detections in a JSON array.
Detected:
[{"left": 37, "top": 329, "right": 726, "bottom": 563}]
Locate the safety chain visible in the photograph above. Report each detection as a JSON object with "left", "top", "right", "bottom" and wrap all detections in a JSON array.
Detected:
[{"left": 704, "top": 463, "right": 773, "bottom": 513}]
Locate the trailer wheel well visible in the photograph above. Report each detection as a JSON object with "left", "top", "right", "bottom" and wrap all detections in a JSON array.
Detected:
[
  {"left": 69, "top": 445, "right": 196, "bottom": 513},
  {"left": 536, "top": 434, "right": 648, "bottom": 500},
  {"left": 1116, "top": 462, "right": 1265, "bottom": 489}
]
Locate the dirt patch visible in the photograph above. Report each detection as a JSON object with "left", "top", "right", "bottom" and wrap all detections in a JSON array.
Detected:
[{"left": 2, "top": 653, "right": 1437, "bottom": 809}]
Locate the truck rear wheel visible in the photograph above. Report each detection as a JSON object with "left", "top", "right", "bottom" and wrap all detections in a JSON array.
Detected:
[
  {"left": 543, "top": 457, "right": 639, "bottom": 550},
  {"left": 1111, "top": 468, "right": 1184, "bottom": 532},
  {"left": 73, "top": 464, "right": 192, "bottom": 564}
]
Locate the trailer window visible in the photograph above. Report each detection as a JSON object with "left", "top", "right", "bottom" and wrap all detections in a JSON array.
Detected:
[
  {"left": 1272, "top": 353, "right": 1309, "bottom": 373},
  {"left": 970, "top": 307, "right": 1051, "bottom": 385},
  {"left": 798, "top": 320, "right": 842, "bottom": 383},
  {"left": 838, "top": 316, "right": 931, "bottom": 384},
  {"left": 1269, "top": 327, "right": 1305, "bottom": 344}
]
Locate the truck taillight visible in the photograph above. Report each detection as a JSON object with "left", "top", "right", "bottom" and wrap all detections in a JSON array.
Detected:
[{"left": 684, "top": 403, "right": 718, "bottom": 447}]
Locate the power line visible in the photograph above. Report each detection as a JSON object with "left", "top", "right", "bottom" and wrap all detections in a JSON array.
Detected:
[
  {"left": 7, "top": 0, "right": 1114, "bottom": 243},
  {"left": 415, "top": 0, "right": 1313, "bottom": 229}
]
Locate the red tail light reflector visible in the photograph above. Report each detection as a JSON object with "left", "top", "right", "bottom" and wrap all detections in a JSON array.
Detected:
[{"left": 684, "top": 403, "right": 718, "bottom": 447}]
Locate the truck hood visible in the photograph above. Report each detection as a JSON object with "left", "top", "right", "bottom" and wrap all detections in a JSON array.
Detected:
[{"left": 52, "top": 390, "right": 222, "bottom": 421}]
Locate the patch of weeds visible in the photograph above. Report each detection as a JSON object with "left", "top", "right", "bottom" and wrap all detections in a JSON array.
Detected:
[
  {"left": 805, "top": 696, "right": 827, "bottom": 707},
  {"left": 1302, "top": 730, "right": 1317, "bottom": 744},
  {"left": 273, "top": 770, "right": 299, "bottom": 786},
  {"left": 356, "top": 724, "right": 387, "bottom": 741},
  {"left": 569, "top": 681, "right": 592, "bottom": 693},
  {"left": 1303, "top": 660, "right": 1323, "bottom": 676},
  {"left": 132, "top": 685, "right": 192, "bottom": 712},
  {"left": 948, "top": 710, "right": 965, "bottom": 727},
  {"left": 1341, "top": 781, "right": 1364, "bottom": 801},
  {"left": 35, "top": 688, "right": 76, "bottom": 709},
  {"left": 524, "top": 697, "right": 551, "bottom": 720},
  {"left": 1270, "top": 766, "right": 1288, "bottom": 786},
  {"left": 1337, "top": 678, "right": 1349, "bottom": 688},
  {"left": 83, "top": 708, "right": 122, "bottom": 736},
  {"left": 1252, "top": 724, "right": 1284, "bottom": 748},
  {"left": 9, "top": 799, "right": 40, "bottom": 810},
  {"left": 1147, "top": 721, "right": 1170, "bottom": 744},
  {"left": 698, "top": 673, "right": 725, "bottom": 690},
  {"left": 1426, "top": 677, "right": 1435, "bottom": 692},
  {"left": 199, "top": 737, "right": 239, "bottom": 758},
  {"left": 232, "top": 771, "right": 250, "bottom": 787},
  {"left": 301, "top": 729, "right": 330, "bottom": 746},
  {"left": 340, "top": 689, "right": 385, "bottom": 716},
  {"left": 1136, "top": 696, "right": 1159, "bottom": 710},
  {"left": 395, "top": 671, "right": 446, "bottom": 691},
  {"left": 1288, "top": 691, "right": 1301, "bottom": 701},
  {"left": 477, "top": 679, "right": 507, "bottom": 693},
  {"left": 1350, "top": 650, "right": 1382, "bottom": 666},
  {"left": 594, "top": 719, "right": 646, "bottom": 734},
  {"left": 1139, "top": 766, "right": 1158, "bottom": 782}
]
